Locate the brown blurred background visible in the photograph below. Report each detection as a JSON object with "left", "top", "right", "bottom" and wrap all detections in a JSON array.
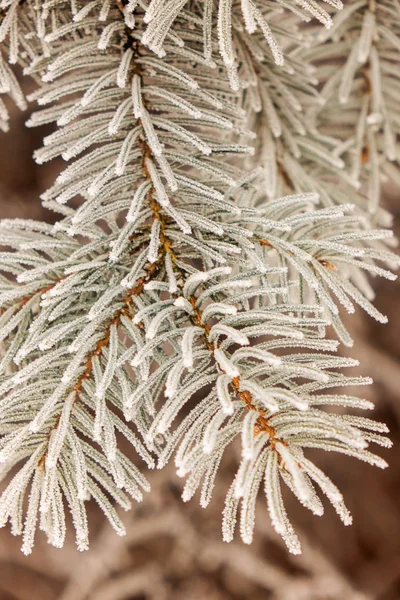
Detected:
[{"left": 0, "top": 97, "right": 400, "bottom": 600}]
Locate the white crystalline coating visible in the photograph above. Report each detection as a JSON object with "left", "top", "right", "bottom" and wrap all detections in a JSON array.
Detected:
[
  {"left": 146, "top": 305, "right": 181, "bottom": 340},
  {"left": 99, "top": 0, "right": 112, "bottom": 21},
  {"left": 232, "top": 347, "right": 281, "bottom": 367},
  {"left": 126, "top": 180, "right": 152, "bottom": 223},
  {"left": 233, "top": 436, "right": 264, "bottom": 499},
  {"left": 201, "top": 302, "right": 237, "bottom": 322},
  {"left": 21, "top": 469, "right": 43, "bottom": 556},
  {"left": 0, "top": 426, "right": 32, "bottom": 463},
  {"left": 116, "top": 126, "right": 141, "bottom": 175},
  {"left": 48, "top": 483, "right": 67, "bottom": 548},
  {"left": 144, "top": 279, "right": 169, "bottom": 291},
  {"left": 241, "top": 0, "right": 257, "bottom": 33},
  {"left": 81, "top": 70, "right": 117, "bottom": 107},
  {"left": 87, "top": 286, "right": 123, "bottom": 321},
  {"left": 89, "top": 479, "right": 126, "bottom": 536},
  {"left": 269, "top": 388, "right": 309, "bottom": 411},
  {"left": 241, "top": 411, "right": 259, "bottom": 460},
  {"left": 102, "top": 413, "right": 118, "bottom": 463},
  {"left": 40, "top": 463, "right": 59, "bottom": 515},
  {"left": 214, "top": 349, "right": 240, "bottom": 378},
  {"left": 162, "top": 203, "right": 192, "bottom": 234},
  {"left": 240, "top": 448, "right": 270, "bottom": 544},
  {"left": 265, "top": 451, "right": 302, "bottom": 554},
  {"left": 140, "top": 109, "right": 164, "bottom": 156},
  {"left": 155, "top": 154, "right": 178, "bottom": 191},
  {"left": 132, "top": 74, "right": 143, "bottom": 118},
  {"left": 202, "top": 410, "right": 228, "bottom": 454},
  {"left": 73, "top": 1, "right": 98, "bottom": 22},
  {"left": 95, "top": 324, "right": 118, "bottom": 400},
  {"left": 117, "top": 48, "right": 134, "bottom": 88},
  {"left": 145, "top": 157, "right": 170, "bottom": 205},
  {"left": 218, "top": 0, "right": 235, "bottom": 67},
  {"left": 152, "top": 117, "right": 212, "bottom": 155},
  {"left": 165, "top": 358, "right": 185, "bottom": 399},
  {"left": 67, "top": 430, "right": 88, "bottom": 502},
  {"left": 239, "top": 379, "right": 279, "bottom": 413},
  {"left": 165, "top": 252, "right": 178, "bottom": 293},
  {"left": 209, "top": 323, "right": 249, "bottom": 346},
  {"left": 146, "top": 86, "right": 202, "bottom": 119},
  {"left": 0, "top": 0, "right": 397, "bottom": 557},
  {"left": 153, "top": 373, "right": 218, "bottom": 435},
  {"left": 183, "top": 271, "right": 209, "bottom": 298},
  {"left": 109, "top": 221, "right": 136, "bottom": 263},
  {"left": 222, "top": 477, "right": 240, "bottom": 542},
  {"left": 181, "top": 326, "right": 203, "bottom": 368},
  {"left": 275, "top": 442, "right": 312, "bottom": 503},
  {"left": 108, "top": 97, "right": 132, "bottom": 136},
  {"left": 297, "top": 453, "right": 352, "bottom": 525},
  {"left": 216, "top": 374, "right": 235, "bottom": 415},
  {"left": 173, "top": 296, "right": 194, "bottom": 314},
  {"left": 142, "top": 0, "right": 188, "bottom": 54},
  {"left": 251, "top": 5, "right": 284, "bottom": 66},
  {"left": 98, "top": 22, "right": 124, "bottom": 50},
  {"left": 28, "top": 383, "right": 69, "bottom": 434},
  {"left": 46, "top": 392, "right": 75, "bottom": 469},
  {"left": 147, "top": 218, "right": 162, "bottom": 264}
]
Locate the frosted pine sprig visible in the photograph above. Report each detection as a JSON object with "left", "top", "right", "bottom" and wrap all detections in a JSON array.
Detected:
[
  {"left": 0, "top": 0, "right": 397, "bottom": 556},
  {"left": 146, "top": 264, "right": 389, "bottom": 553},
  {"left": 303, "top": 0, "right": 400, "bottom": 212}
]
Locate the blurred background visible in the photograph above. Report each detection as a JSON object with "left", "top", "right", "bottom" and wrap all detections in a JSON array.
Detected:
[{"left": 0, "top": 89, "right": 399, "bottom": 600}]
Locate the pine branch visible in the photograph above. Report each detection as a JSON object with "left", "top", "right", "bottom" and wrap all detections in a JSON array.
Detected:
[
  {"left": 0, "top": 0, "right": 397, "bottom": 555},
  {"left": 303, "top": 0, "right": 400, "bottom": 213}
]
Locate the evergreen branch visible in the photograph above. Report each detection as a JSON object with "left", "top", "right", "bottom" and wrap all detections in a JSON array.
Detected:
[
  {"left": 0, "top": 0, "right": 397, "bottom": 556},
  {"left": 303, "top": 0, "right": 400, "bottom": 212}
]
